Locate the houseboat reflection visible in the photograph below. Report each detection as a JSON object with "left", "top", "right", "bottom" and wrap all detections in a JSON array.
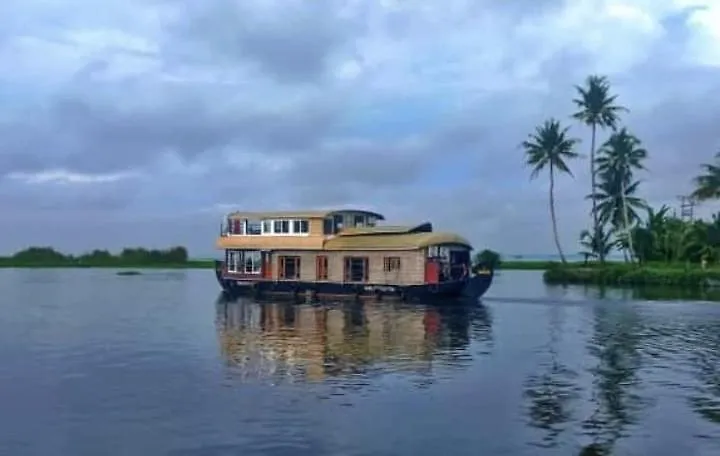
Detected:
[{"left": 215, "top": 296, "right": 490, "bottom": 383}]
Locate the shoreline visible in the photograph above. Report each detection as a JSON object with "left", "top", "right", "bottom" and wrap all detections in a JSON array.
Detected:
[
  {"left": 0, "top": 260, "right": 618, "bottom": 270},
  {"left": 0, "top": 259, "right": 557, "bottom": 270},
  {"left": 0, "top": 259, "right": 217, "bottom": 269}
]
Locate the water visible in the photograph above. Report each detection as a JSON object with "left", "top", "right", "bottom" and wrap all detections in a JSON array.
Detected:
[{"left": 0, "top": 269, "right": 718, "bottom": 456}]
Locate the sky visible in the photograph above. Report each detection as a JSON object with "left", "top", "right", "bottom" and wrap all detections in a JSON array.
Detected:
[{"left": 1, "top": 0, "right": 719, "bottom": 257}]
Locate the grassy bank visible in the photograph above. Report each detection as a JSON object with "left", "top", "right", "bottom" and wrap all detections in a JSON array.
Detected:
[
  {"left": 543, "top": 263, "right": 720, "bottom": 287},
  {"left": 0, "top": 258, "right": 216, "bottom": 269}
]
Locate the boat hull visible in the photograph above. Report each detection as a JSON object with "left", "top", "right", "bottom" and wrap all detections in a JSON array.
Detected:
[{"left": 214, "top": 261, "right": 493, "bottom": 302}]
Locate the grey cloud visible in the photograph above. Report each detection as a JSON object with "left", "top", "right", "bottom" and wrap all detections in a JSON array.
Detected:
[
  {"left": 3, "top": 0, "right": 720, "bottom": 257},
  {"left": 0, "top": 89, "right": 341, "bottom": 176},
  {"left": 0, "top": 177, "right": 139, "bottom": 212},
  {"left": 164, "top": 0, "right": 361, "bottom": 83}
]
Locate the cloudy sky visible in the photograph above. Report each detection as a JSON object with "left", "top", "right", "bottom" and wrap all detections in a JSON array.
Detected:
[{"left": 1, "top": 0, "right": 719, "bottom": 257}]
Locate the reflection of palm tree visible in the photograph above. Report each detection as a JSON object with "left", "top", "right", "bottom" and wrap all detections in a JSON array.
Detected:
[
  {"left": 524, "top": 303, "right": 580, "bottom": 448},
  {"left": 583, "top": 304, "right": 647, "bottom": 452}
]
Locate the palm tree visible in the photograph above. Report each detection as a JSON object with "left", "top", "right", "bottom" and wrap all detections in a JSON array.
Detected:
[
  {"left": 593, "top": 178, "right": 646, "bottom": 261},
  {"left": 572, "top": 75, "right": 628, "bottom": 262},
  {"left": 579, "top": 227, "right": 614, "bottom": 261},
  {"left": 595, "top": 128, "right": 648, "bottom": 260},
  {"left": 523, "top": 119, "right": 580, "bottom": 263},
  {"left": 692, "top": 151, "right": 720, "bottom": 201}
]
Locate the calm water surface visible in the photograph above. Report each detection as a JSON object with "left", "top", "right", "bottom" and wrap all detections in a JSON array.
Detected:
[{"left": 0, "top": 269, "right": 719, "bottom": 455}]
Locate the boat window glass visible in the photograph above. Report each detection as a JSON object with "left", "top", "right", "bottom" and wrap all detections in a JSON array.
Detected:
[
  {"left": 333, "top": 214, "right": 344, "bottom": 231},
  {"left": 243, "top": 250, "right": 262, "bottom": 273},
  {"left": 367, "top": 217, "right": 377, "bottom": 227},
  {"left": 383, "top": 257, "right": 401, "bottom": 272},
  {"left": 273, "top": 220, "right": 290, "bottom": 234},
  {"left": 262, "top": 220, "right": 272, "bottom": 234},
  {"left": 323, "top": 218, "right": 334, "bottom": 235},
  {"left": 246, "top": 220, "right": 262, "bottom": 235},
  {"left": 292, "top": 219, "right": 309, "bottom": 234},
  {"left": 278, "top": 256, "right": 301, "bottom": 279},
  {"left": 227, "top": 250, "right": 242, "bottom": 272},
  {"left": 353, "top": 215, "right": 364, "bottom": 227},
  {"left": 344, "top": 257, "right": 369, "bottom": 282}
]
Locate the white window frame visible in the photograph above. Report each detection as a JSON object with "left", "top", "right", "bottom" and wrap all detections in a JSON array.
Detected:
[
  {"left": 260, "top": 219, "right": 310, "bottom": 236},
  {"left": 227, "top": 250, "right": 242, "bottom": 272},
  {"left": 227, "top": 250, "right": 262, "bottom": 274},
  {"left": 243, "top": 251, "right": 262, "bottom": 274}
]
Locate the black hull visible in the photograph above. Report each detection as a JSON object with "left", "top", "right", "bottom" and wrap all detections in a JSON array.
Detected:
[{"left": 214, "top": 261, "right": 493, "bottom": 303}]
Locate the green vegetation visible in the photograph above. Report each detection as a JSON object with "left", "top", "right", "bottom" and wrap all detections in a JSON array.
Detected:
[
  {"left": 520, "top": 74, "right": 720, "bottom": 287},
  {"left": 0, "top": 246, "right": 215, "bottom": 269}
]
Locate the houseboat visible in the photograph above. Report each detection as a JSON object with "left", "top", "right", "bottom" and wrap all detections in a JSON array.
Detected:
[{"left": 214, "top": 209, "right": 494, "bottom": 302}]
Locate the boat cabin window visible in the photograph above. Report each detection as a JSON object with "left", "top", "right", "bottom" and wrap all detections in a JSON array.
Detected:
[
  {"left": 246, "top": 220, "right": 262, "bottom": 235},
  {"left": 383, "top": 257, "right": 401, "bottom": 272},
  {"left": 243, "top": 250, "right": 262, "bottom": 273},
  {"left": 273, "top": 220, "right": 290, "bottom": 234},
  {"left": 333, "top": 214, "right": 344, "bottom": 231},
  {"left": 366, "top": 216, "right": 377, "bottom": 227},
  {"left": 323, "top": 218, "right": 335, "bottom": 235},
  {"left": 278, "top": 256, "right": 301, "bottom": 279},
  {"left": 353, "top": 214, "right": 365, "bottom": 227},
  {"left": 292, "top": 220, "right": 309, "bottom": 234},
  {"left": 344, "top": 257, "right": 369, "bottom": 282},
  {"left": 226, "top": 250, "right": 262, "bottom": 274},
  {"left": 263, "top": 219, "right": 309, "bottom": 235},
  {"left": 226, "top": 250, "right": 241, "bottom": 271}
]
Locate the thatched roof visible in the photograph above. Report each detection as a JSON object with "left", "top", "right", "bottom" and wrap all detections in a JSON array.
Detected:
[
  {"left": 227, "top": 209, "right": 385, "bottom": 220},
  {"left": 324, "top": 232, "right": 472, "bottom": 251},
  {"left": 338, "top": 222, "right": 432, "bottom": 236}
]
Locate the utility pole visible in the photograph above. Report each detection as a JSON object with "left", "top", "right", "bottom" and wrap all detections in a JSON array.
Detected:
[{"left": 677, "top": 195, "right": 696, "bottom": 221}]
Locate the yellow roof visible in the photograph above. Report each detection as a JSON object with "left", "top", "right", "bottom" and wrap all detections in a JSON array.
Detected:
[
  {"left": 323, "top": 232, "right": 472, "bottom": 251},
  {"left": 339, "top": 225, "right": 419, "bottom": 235},
  {"left": 227, "top": 209, "right": 385, "bottom": 220}
]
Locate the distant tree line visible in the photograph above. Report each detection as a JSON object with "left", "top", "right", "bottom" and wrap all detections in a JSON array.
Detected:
[{"left": 0, "top": 246, "right": 189, "bottom": 266}]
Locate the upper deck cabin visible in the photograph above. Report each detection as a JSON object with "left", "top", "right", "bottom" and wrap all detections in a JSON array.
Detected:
[{"left": 217, "top": 209, "right": 387, "bottom": 250}]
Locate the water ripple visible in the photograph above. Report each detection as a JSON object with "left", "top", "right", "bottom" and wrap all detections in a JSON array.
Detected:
[{"left": 2, "top": 269, "right": 720, "bottom": 455}]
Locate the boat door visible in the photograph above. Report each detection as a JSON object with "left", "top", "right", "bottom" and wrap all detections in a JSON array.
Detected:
[{"left": 261, "top": 251, "right": 272, "bottom": 279}]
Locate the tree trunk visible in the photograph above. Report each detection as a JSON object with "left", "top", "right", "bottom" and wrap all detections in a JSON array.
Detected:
[
  {"left": 621, "top": 179, "right": 636, "bottom": 262},
  {"left": 590, "top": 123, "right": 602, "bottom": 262},
  {"left": 549, "top": 164, "right": 567, "bottom": 263}
]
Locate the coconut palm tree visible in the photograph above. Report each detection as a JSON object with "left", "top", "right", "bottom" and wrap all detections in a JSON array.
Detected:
[
  {"left": 522, "top": 119, "right": 580, "bottom": 263},
  {"left": 572, "top": 75, "right": 628, "bottom": 262},
  {"left": 579, "top": 227, "right": 614, "bottom": 261},
  {"left": 692, "top": 151, "right": 720, "bottom": 201},
  {"left": 595, "top": 128, "right": 648, "bottom": 260},
  {"left": 593, "top": 178, "right": 647, "bottom": 261}
]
